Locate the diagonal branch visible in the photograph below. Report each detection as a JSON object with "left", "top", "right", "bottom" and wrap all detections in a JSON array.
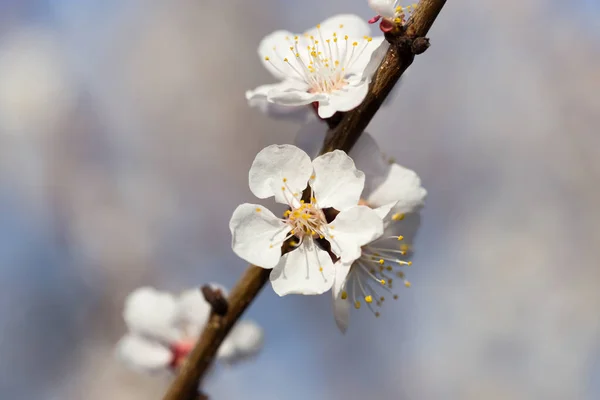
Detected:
[{"left": 162, "top": 1, "right": 446, "bottom": 399}]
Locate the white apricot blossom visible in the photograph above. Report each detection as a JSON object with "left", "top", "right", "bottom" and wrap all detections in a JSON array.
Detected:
[
  {"left": 246, "top": 14, "right": 386, "bottom": 119},
  {"left": 330, "top": 133, "right": 427, "bottom": 332},
  {"left": 230, "top": 144, "right": 383, "bottom": 296},
  {"left": 116, "top": 286, "right": 263, "bottom": 372}
]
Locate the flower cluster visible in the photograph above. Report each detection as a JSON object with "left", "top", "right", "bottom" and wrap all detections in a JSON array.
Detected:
[
  {"left": 117, "top": 287, "right": 263, "bottom": 373},
  {"left": 235, "top": 3, "right": 426, "bottom": 332},
  {"left": 117, "top": 4, "right": 426, "bottom": 379}
]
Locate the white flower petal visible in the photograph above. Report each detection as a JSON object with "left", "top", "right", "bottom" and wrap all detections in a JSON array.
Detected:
[
  {"left": 311, "top": 150, "right": 365, "bottom": 211},
  {"left": 293, "top": 119, "right": 327, "bottom": 159},
  {"left": 218, "top": 320, "right": 264, "bottom": 364},
  {"left": 382, "top": 211, "right": 422, "bottom": 246},
  {"left": 333, "top": 293, "right": 350, "bottom": 334},
  {"left": 348, "top": 133, "right": 391, "bottom": 197},
  {"left": 305, "top": 14, "right": 371, "bottom": 38},
  {"left": 367, "top": 163, "right": 427, "bottom": 214},
  {"left": 230, "top": 203, "right": 290, "bottom": 268},
  {"left": 332, "top": 261, "right": 352, "bottom": 299},
  {"left": 268, "top": 88, "right": 325, "bottom": 106},
  {"left": 329, "top": 206, "right": 384, "bottom": 262},
  {"left": 230, "top": 320, "right": 264, "bottom": 355},
  {"left": 116, "top": 334, "right": 172, "bottom": 372},
  {"left": 316, "top": 80, "right": 369, "bottom": 118},
  {"left": 270, "top": 239, "right": 335, "bottom": 296},
  {"left": 123, "top": 287, "right": 181, "bottom": 342},
  {"left": 358, "top": 37, "right": 388, "bottom": 79},
  {"left": 332, "top": 261, "right": 351, "bottom": 334},
  {"left": 368, "top": 0, "right": 397, "bottom": 18},
  {"left": 373, "top": 202, "right": 398, "bottom": 220},
  {"left": 246, "top": 82, "right": 314, "bottom": 123},
  {"left": 177, "top": 289, "right": 211, "bottom": 335},
  {"left": 216, "top": 337, "right": 237, "bottom": 361},
  {"left": 248, "top": 144, "right": 313, "bottom": 205},
  {"left": 258, "top": 30, "right": 300, "bottom": 80}
]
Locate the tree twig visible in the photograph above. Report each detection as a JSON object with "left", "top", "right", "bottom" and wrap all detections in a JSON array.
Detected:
[{"left": 162, "top": 1, "right": 446, "bottom": 398}]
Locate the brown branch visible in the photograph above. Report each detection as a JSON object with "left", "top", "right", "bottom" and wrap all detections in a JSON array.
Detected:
[
  {"left": 164, "top": 266, "right": 271, "bottom": 400},
  {"left": 162, "top": 1, "right": 446, "bottom": 398}
]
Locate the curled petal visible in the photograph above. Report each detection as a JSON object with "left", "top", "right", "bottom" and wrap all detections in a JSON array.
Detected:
[
  {"left": 332, "top": 261, "right": 352, "bottom": 333},
  {"left": 268, "top": 88, "right": 325, "bottom": 106},
  {"left": 270, "top": 239, "right": 335, "bottom": 296},
  {"left": 123, "top": 287, "right": 181, "bottom": 342},
  {"left": 329, "top": 206, "right": 384, "bottom": 262},
  {"left": 311, "top": 150, "right": 365, "bottom": 211},
  {"left": 230, "top": 203, "right": 290, "bottom": 268},
  {"left": 246, "top": 82, "right": 314, "bottom": 123},
  {"left": 248, "top": 144, "right": 313, "bottom": 205},
  {"left": 116, "top": 334, "right": 172, "bottom": 372}
]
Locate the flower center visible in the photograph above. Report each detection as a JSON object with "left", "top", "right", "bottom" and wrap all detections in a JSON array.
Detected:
[
  {"left": 339, "top": 212, "right": 412, "bottom": 317},
  {"left": 284, "top": 200, "right": 328, "bottom": 240},
  {"left": 263, "top": 24, "right": 376, "bottom": 94}
]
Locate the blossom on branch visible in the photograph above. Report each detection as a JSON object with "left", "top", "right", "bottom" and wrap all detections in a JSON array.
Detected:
[
  {"left": 230, "top": 144, "right": 383, "bottom": 296},
  {"left": 246, "top": 14, "right": 386, "bottom": 120},
  {"left": 368, "top": 1, "right": 418, "bottom": 32},
  {"left": 330, "top": 134, "right": 427, "bottom": 332},
  {"left": 116, "top": 287, "right": 263, "bottom": 373}
]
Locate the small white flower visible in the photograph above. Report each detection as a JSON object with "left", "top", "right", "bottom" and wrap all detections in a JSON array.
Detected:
[
  {"left": 230, "top": 144, "right": 383, "bottom": 296},
  {"left": 246, "top": 14, "right": 386, "bottom": 119},
  {"left": 116, "top": 286, "right": 263, "bottom": 372},
  {"left": 368, "top": 1, "right": 419, "bottom": 31},
  {"left": 330, "top": 134, "right": 427, "bottom": 332}
]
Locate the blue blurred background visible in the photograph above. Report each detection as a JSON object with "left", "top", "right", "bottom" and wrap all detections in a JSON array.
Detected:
[{"left": 0, "top": 1, "right": 599, "bottom": 399}]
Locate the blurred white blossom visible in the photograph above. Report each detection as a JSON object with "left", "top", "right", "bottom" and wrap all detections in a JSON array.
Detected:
[{"left": 116, "top": 286, "right": 263, "bottom": 373}]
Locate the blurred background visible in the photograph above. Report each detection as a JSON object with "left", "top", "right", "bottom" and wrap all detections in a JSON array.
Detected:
[{"left": 0, "top": 0, "right": 599, "bottom": 399}]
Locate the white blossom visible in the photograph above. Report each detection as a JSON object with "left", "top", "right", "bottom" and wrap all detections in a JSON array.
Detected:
[
  {"left": 116, "top": 286, "right": 263, "bottom": 372},
  {"left": 230, "top": 144, "right": 383, "bottom": 296},
  {"left": 246, "top": 14, "right": 386, "bottom": 119},
  {"left": 330, "top": 133, "right": 427, "bottom": 332}
]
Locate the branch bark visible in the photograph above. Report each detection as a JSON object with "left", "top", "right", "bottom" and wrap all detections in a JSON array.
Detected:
[{"left": 163, "top": 1, "right": 446, "bottom": 398}]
